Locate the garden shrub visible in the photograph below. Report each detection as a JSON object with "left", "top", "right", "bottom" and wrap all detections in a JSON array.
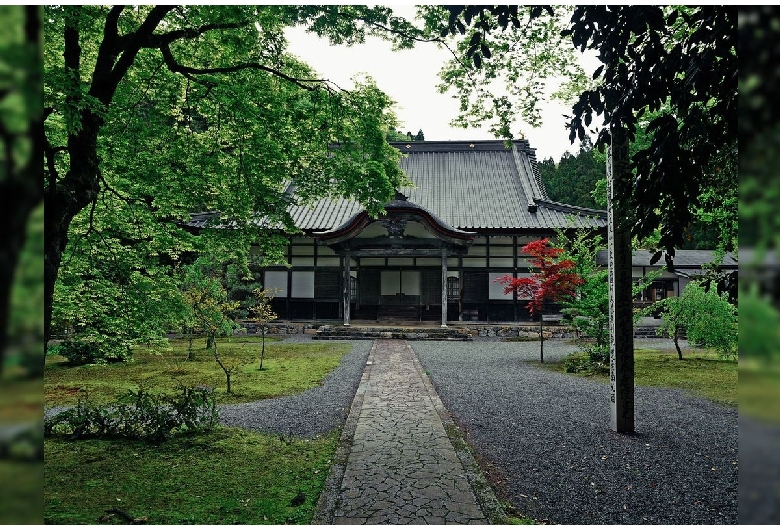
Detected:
[
  {"left": 44, "top": 385, "right": 218, "bottom": 443},
  {"left": 58, "top": 339, "right": 132, "bottom": 365},
  {"left": 564, "top": 351, "right": 608, "bottom": 375},
  {"left": 564, "top": 352, "right": 591, "bottom": 373}
]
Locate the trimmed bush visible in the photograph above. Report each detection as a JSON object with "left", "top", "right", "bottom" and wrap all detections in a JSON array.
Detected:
[
  {"left": 57, "top": 339, "right": 131, "bottom": 366},
  {"left": 564, "top": 351, "right": 608, "bottom": 375},
  {"left": 44, "top": 385, "right": 218, "bottom": 443}
]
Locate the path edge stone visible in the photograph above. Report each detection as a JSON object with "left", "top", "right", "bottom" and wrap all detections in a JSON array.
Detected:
[
  {"left": 312, "top": 340, "right": 376, "bottom": 524},
  {"left": 407, "top": 342, "right": 509, "bottom": 525}
]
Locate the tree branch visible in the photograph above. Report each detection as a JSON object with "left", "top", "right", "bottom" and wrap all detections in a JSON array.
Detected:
[
  {"left": 91, "top": 5, "right": 125, "bottom": 84},
  {"left": 141, "top": 21, "right": 249, "bottom": 48},
  {"left": 97, "top": 168, "right": 138, "bottom": 208},
  {"left": 159, "top": 43, "right": 338, "bottom": 92},
  {"left": 63, "top": 6, "right": 81, "bottom": 75},
  {"left": 90, "top": 5, "right": 175, "bottom": 104},
  {"left": 354, "top": 13, "right": 469, "bottom": 73}
]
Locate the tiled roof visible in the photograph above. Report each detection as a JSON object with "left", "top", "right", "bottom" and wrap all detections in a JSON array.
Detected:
[
  {"left": 188, "top": 139, "right": 607, "bottom": 232},
  {"left": 291, "top": 140, "right": 606, "bottom": 232},
  {"left": 596, "top": 249, "right": 738, "bottom": 268}
]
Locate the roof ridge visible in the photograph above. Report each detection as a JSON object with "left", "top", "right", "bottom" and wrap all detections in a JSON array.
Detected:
[
  {"left": 534, "top": 198, "right": 607, "bottom": 219},
  {"left": 510, "top": 143, "right": 539, "bottom": 213}
]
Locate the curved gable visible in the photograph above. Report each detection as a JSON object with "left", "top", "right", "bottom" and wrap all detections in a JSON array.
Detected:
[{"left": 314, "top": 192, "right": 475, "bottom": 248}]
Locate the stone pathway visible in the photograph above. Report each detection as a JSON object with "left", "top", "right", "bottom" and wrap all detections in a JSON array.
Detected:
[{"left": 314, "top": 339, "right": 490, "bottom": 525}]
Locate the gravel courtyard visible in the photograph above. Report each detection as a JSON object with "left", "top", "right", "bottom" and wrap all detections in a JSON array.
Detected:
[{"left": 412, "top": 339, "right": 738, "bottom": 525}]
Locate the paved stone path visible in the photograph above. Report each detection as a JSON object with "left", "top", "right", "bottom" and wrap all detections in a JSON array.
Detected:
[{"left": 314, "top": 339, "right": 489, "bottom": 524}]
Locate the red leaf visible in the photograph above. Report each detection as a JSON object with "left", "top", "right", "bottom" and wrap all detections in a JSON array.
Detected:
[{"left": 504, "top": 238, "right": 584, "bottom": 315}]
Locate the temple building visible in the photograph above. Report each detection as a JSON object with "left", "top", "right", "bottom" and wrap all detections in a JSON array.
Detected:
[{"left": 190, "top": 139, "right": 608, "bottom": 324}]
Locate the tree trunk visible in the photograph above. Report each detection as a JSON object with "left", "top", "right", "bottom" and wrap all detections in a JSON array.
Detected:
[
  {"left": 259, "top": 327, "right": 265, "bottom": 370},
  {"left": 187, "top": 332, "right": 194, "bottom": 361},
  {"left": 674, "top": 329, "right": 683, "bottom": 360},
  {"left": 0, "top": 186, "right": 37, "bottom": 375},
  {"left": 212, "top": 336, "right": 232, "bottom": 394},
  {"left": 44, "top": 183, "right": 99, "bottom": 350}
]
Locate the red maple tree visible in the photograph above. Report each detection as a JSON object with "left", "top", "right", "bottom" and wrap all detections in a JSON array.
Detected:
[
  {"left": 496, "top": 238, "right": 583, "bottom": 314},
  {"left": 495, "top": 238, "right": 583, "bottom": 362}
]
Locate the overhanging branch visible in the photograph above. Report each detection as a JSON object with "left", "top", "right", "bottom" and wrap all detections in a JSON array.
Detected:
[{"left": 160, "top": 43, "right": 339, "bottom": 92}]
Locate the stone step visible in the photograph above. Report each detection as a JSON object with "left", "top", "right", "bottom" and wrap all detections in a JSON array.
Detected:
[{"left": 313, "top": 325, "right": 472, "bottom": 341}]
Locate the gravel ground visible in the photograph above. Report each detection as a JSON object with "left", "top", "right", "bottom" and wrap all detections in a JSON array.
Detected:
[
  {"left": 412, "top": 339, "right": 738, "bottom": 525},
  {"left": 739, "top": 416, "right": 780, "bottom": 524},
  {"left": 218, "top": 338, "right": 371, "bottom": 438}
]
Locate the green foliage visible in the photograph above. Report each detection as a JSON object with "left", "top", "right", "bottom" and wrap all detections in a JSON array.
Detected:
[
  {"left": 738, "top": 287, "right": 780, "bottom": 363},
  {"left": 44, "top": 385, "right": 218, "bottom": 443},
  {"left": 739, "top": 7, "right": 780, "bottom": 251},
  {"left": 563, "top": 351, "right": 607, "bottom": 375},
  {"left": 553, "top": 348, "right": 738, "bottom": 406},
  {"left": 538, "top": 138, "right": 604, "bottom": 209},
  {"left": 180, "top": 259, "right": 241, "bottom": 342},
  {"left": 45, "top": 344, "right": 64, "bottom": 357},
  {"left": 248, "top": 288, "right": 279, "bottom": 370},
  {"left": 57, "top": 339, "right": 130, "bottom": 366},
  {"left": 555, "top": 227, "right": 658, "bottom": 368},
  {"left": 554, "top": 229, "right": 609, "bottom": 365},
  {"left": 51, "top": 195, "right": 191, "bottom": 362},
  {"left": 178, "top": 259, "right": 242, "bottom": 391},
  {"left": 387, "top": 128, "right": 425, "bottom": 141},
  {"left": 654, "top": 282, "right": 737, "bottom": 359},
  {"left": 422, "top": 5, "right": 589, "bottom": 137},
  {"left": 435, "top": 6, "right": 736, "bottom": 260}
]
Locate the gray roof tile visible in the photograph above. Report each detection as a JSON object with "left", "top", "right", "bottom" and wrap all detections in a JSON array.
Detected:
[
  {"left": 289, "top": 140, "right": 606, "bottom": 232},
  {"left": 596, "top": 249, "right": 738, "bottom": 268}
]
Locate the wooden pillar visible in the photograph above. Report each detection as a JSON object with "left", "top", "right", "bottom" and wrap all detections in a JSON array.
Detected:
[
  {"left": 607, "top": 127, "right": 635, "bottom": 433},
  {"left": 441, "top": 247, "right": 448, "bottom": 328},
  {"left": 343, "top": 248, "right": 351, "bottom": 327}
]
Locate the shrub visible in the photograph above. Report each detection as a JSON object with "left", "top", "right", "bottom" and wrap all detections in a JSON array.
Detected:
[
  {"left": 44, "top": 385, "right": 218, "bottom": 443},
  {"left": 564, "top": 352, "right": 592, "bottom": 373},
  {"left": 564, "top": 351, "right": 609, "bottom": 375},
  {"left": 58, "top": 339, "right": 131, "bottom": 366},
  {"left": 46, "top": 344, "right": 65, "bottom": 356},
  {"left": 584, "top": 342, "right": 609, "bottom": 365}
]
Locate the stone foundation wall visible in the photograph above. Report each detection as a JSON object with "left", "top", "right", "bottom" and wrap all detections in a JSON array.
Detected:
[
  {"left": 461, "top": 324, "right": 665, "bottom": 340},
  {"left": 236, "top": 321, "right": 318, "bottom": 335},
  {"left": 461, "top": 325, "right": 579, "bottom": 339}
]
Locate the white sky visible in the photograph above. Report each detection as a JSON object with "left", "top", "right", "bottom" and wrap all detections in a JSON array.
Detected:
[{"left": 284, "top": 6, "right": 599, "bottom": 162}]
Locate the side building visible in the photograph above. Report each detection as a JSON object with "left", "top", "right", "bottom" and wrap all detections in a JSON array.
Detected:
[
  {"left": 595, "top": 249, "right": 739, "bottom": 312},
  {"left": 190, "top": 139, "right": 608, "bottom": 325}
]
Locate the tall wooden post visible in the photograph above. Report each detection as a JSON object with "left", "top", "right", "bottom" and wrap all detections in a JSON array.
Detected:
[
  {"left": 343, "top": 248, "right": 351, "bottom": 327},
  {"left": 607, "top": 127, "right": 634, "bottom": 433},
  {"left": 441, "top": 246, "right": 448, "bottom": 328}
]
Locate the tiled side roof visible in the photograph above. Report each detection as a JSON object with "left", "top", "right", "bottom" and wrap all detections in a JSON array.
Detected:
[
  {"left": 287, "top": 197, "right": 363, "bottom": 231},
  {"left": 289, "top": 140, "right": 606, "bottom": 232},
  {"left": 596, "top": 249, "right": 738, "bottom": 268}
]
